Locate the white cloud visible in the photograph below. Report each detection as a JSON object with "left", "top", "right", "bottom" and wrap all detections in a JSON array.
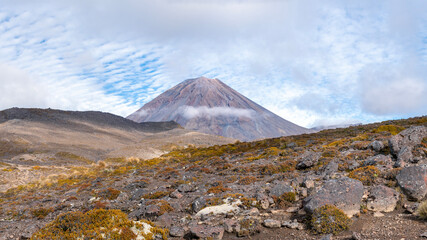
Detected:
[
  {"left": 359, "top": 63, "right": 427, "bottom": 116},
  {"left": 0, "top": 0, "right": 426, "bottom": 128},
  {"left": 178, "top": 106, "right": 255, "bottom": 119}
]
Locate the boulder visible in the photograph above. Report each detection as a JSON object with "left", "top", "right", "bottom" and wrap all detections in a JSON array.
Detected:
[
  {"left": 348, "top": 160, "right": 360, "bottom": 171},
  {"left": 190, "top": 224, "right": 224, "bottom": 240},
  {"left": 320, "top": 234, "right": 333, "bottom": 240},
  {"left": 178, "top": 184, "right": 194, "bottom": 193},
  {"left": 282, "top": 219, "right": 304, "bottom": 230},
  {"left": 143, "top": 204, "right": 161, "bottom": 218},
  {"left": 396, "top": 165, "right": 427, "bottom": 201},
  {"left": 321, "top": 161, "right": 339, "bottom": 176},
  {"left": 169, "top": 190, "right": 183, "bottom": 199},
  {"left": 223, "top": 219, "right": 240, "bottom": 233},
  {"left": 302, "top": 178, "right": 315, "bottom": 188},
  {"left": 369, "top": 140, "right": 384, "bottom": 152},
  {"left": 192, "top": 197, "right": 206, "bottom": 213},
  {"left": 296, "top": 151, "right": 321, "bottom": 170},
  {"left": 130, "top": 189, "right": 147, "bottom": 200},
  {"left": 303, "top": 177, "right": 364, "bottom": 217},
  {"left": 195, "top": 199, "right": 241, "bottom": 217},
  {"left": 269, "top": 181, "right": 294, "bottom": 197},
  {"left": 367, "top": 185, "right": 399, "bottom": 212},
  {"left": 397, "top": 146, "right": 414, "bottom": 164},
  {"left": 389, "top": 126, "right": 427, "bottom": 156},
  {"left": 263, "top": 219, "right": 281, "bottom": 228},
  {"left": 169, "top": 226, "right": 185, "bottom": 237},
  {"left": 156, "top": 213, "right": 173, "bottom": 228},
  {"left": 363, "top": 154, "right": 393, "bottom": 167},
  {"left": 255, "top": 191, "right": 269, "bottom": 209}
]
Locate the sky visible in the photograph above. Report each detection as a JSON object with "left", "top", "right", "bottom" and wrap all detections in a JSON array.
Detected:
[{"left": 0, "top": 0, "right": 426, "bottom": 128}]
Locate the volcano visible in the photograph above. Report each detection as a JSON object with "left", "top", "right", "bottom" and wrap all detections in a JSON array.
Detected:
[{"left": 127, "top": 77, "right": 310, "bottom": 141}]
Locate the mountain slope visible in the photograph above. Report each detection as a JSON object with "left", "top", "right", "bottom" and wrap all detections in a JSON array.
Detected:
[
  {"left": 0, "top": 108, "right": 235, "bottom": 162},
  {"left": 127, "top": 77, "right": 310, "bottom": 141},
  {"left": 0, "top": 107, "right": 235, "bottom": 192}
]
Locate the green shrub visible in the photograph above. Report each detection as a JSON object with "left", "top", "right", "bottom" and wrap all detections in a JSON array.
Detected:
[
  {"left": 416, "top": 200, "right": 427, "bottom": 220},
  {"left": 273, "top": 192, "right": 296, "bottom": 209},
  {"left": 348, "top": 166, "right": 380, "bottom": 185},
  {"left": 372, "top": 125, "right": 405, "bottom": 135},
  {"left": 238, "top": 176, "right": 257, "bottom": 185},
  {"left": 31, "top": 207, "right": 53, "bottom": 219},
  {"left": 142, "top": 191, "right": 171, "bottom": 199},
  {"left": 31, "top": 209, "right": 168, "bottom": 240},
  {"left": 310, "top": 205, "right": 352, "bottom": 235}
]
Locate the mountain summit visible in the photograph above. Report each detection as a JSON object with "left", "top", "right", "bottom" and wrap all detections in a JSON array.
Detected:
[{"left": 127, "top": 77, "right": 310, "bottom": 141}]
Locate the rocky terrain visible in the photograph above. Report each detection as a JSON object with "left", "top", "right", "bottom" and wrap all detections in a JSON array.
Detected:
[
  {"left": 1, "top": 116, "right": 427, "bottom": 239},
  {"left": 128, "top": 77, "right": 310, "bottom": 141},
  {"left": 0, "top": 108, "right": 234, "bottom": 192}
]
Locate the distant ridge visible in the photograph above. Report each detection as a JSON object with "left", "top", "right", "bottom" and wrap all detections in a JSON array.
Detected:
[
  {"left": 128, "top": 77, "right": 311, "bottom": 141},
  {"left": 0, "top": 107, "right": 181, "bottom": 133}
]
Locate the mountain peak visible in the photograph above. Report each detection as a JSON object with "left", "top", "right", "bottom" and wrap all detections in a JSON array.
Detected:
[{"left": 127, "top": 77, "right": 310, "bottom": 141}]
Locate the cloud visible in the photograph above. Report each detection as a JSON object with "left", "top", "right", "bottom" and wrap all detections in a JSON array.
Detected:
[
  {"left": 0, "top": 63, "right": 49, "bottom": 108},
  {"left": 291, "top": 93, "right": 339, "bottom": 115},
  {"left": 359, "top": 63, "right": 427, "bottom": 116},
  {"left": 178, "top": 106, "right": 255, "bottom": 119},
  {"left": 0, "top": 0, "right": 426, "bottom": 128}
]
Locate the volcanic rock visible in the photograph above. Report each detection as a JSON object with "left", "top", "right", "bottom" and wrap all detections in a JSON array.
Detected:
[{"left": 303, "top": 177, "right": 364, "bottom": 217}]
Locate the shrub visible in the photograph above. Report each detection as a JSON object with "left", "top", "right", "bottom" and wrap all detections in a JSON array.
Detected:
[
  {"left": 259, "top": 161, "right": 296, "bottom": 175},
  {"left": 416, "top": 200, "right": 427, "bottom": 220},
  {"left": 142, "top": 191, "right": 171, "bottom": 199},
  {"left": 238, "top": 176, "right": 257, "bottom": 185},
  {"left": 147, "top": 200, "right": 174, "bottom": 215},
  {"left": 310, "top": 205, "right": 352, "bottom": 235},
  {"left": 207, "top": 182, "right": 231, "bottom": 194},
  {"left": 273, "top": 192, "right": 296, "bottom": 209},
  {"left": 31, "top": 209, "right": 168, "bottom": 240},
  {"left": 156, "top": 167, "right": 180, "bottom": 178},
  {"left": 31, "top": 207, "right": 53, "bottom": 219},
  {"left": 98, "top": 188, "right": 121, "bottom": 200},
  {"left": 348, "top": 166, "right": 380, "bottom": 185},
  {"left": 372, "top": 125, "right": 405, "bottom": 135}
]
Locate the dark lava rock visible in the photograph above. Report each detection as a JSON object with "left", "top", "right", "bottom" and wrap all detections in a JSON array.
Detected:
[
  {"left": 178, "top": 184, "right": 194, "bottom": 193},
  {"left": 223, "top": 219, "right": 241, "bottom": 233},
  {"left": 156, "top": 213, "right": 173, "bottom": 228},
  {"left": 397, "top": 146, "right": 415, "bottom": 164},
  {"left": 369, "top": 140, "right": 384, "bottom": 152},
  {"left": 396, "top": 165, "right": 427, "bottom": 201},
  {"left": 143, "top": 204, "right": 161, "bottom": 218},
  {"left": 192, "top": 197, "right": 206, "bottom": 213},
  {"left": 321, "top": 161, "right": 339, "bottom": 176},
  {"left": 348, "top": 160, "right": 361, "bottom": 171},
  {"left": 190, "top": 224, "right": 224, "bottom": 240},
  {"left": 269, "top": 181, "right": 294, "bottom": 197},
  {"left": 367, "top": 185, "right": 399, "bottom": 212},
  {"left": 296, "top": 151, "right": 321, "bottom": 170},
  {"left": 169, "top": 226, "right": 185, "bottom": 237},
  {"left": 130, "top": 189, "right": 147, "bottom": 201},
  {"left": 363, "top": 154, "right": 392, "bottom": 167},
  {"left": 389, "top": 126, "right": 427, "bottom": 156},
  {"left": 170, "top": 190, "right": 183, "bottom": 199},
  {"left": 125, "top": 181, "right": 148, "bottom": 190},
  {"left": 303, "top": 177, "right": 364, "bottom": 217}
]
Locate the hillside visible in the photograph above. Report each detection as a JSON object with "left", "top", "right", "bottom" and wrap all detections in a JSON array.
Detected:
[
  {"left": 0, "top": 116, "right": 426, "bottom": 239},
  {"left": 0, "top": 108, "right": 235, "bottom": 192},
  {"left": 128, "top": 77, "right": 310, "bottom": 141}
]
